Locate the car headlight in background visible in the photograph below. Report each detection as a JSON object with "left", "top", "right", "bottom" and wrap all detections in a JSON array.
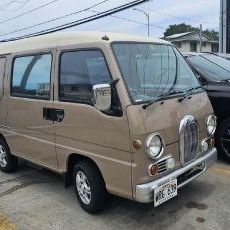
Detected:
[
  {"left": 146, "top": 133, "right": 164, "bottom": 159},
  {"left": 206, "top": 115, "right": 217, "bottom": 137}
]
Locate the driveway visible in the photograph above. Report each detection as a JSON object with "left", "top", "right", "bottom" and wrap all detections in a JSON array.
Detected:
[{"left": 0, "top": 160, "right": 229, "bottom": 230}]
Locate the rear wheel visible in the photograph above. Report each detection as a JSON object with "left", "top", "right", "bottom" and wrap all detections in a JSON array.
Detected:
[
  {"left": 0, "top": 138, "right": 18, "bottom": 173},
  {"left": 73, "top": 160, "right": 108, "bottom": 214},
  {"left": 217, "top": 118, "right": 230, "bottom": 162}
]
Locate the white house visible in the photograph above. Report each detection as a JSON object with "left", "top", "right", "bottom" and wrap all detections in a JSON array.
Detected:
[{"left": 163, "top": 32, "right": 219, "bottom": 53}]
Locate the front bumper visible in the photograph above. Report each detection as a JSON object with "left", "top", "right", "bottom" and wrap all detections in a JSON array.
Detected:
[{"left": 135, "top": 147, "right": 217, "bottom": 203}]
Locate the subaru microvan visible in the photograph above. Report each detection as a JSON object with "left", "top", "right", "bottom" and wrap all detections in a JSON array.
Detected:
[{"left": 0, "top": 32, "right": 217, "bottom": 213}]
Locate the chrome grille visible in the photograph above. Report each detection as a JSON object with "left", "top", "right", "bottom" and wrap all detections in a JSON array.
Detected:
[
  {"left": 157, "top": 159, "right": 167, "bottom": 174},
  {"left": 179, "top": 116, "right": 199, "bottom": 165},
  {"left": 154, "top": 155, "right": 172, "bottom": 174}
]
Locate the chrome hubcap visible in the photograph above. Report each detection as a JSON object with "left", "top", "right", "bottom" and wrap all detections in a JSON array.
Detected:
[
  {"left": 0, "top": 144, "right": 7, "bottom": 168},
  {"left": 76, "top": 171, "right": 91, "bottom": 205}
]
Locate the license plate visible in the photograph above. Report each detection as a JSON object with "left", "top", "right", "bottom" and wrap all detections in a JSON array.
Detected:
[{"left": 154, "top": 179, "right": 177, "bottom": 207}]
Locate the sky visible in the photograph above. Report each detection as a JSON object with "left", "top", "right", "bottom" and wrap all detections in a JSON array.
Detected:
[{"left": 0, "top": 0, "right": 220, "bottom": 40}]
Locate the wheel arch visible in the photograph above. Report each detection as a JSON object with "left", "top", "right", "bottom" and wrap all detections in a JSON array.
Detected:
[
  {"left": 65, "top": 153, "right": 106, "bottom": 188},
  {"left": 0, "top": 133, "right": 9, "bottom": 147}
]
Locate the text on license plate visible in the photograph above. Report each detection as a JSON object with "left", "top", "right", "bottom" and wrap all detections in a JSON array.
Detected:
[{"left": 154, "top": 179, "right": 177, "bottom": 207}]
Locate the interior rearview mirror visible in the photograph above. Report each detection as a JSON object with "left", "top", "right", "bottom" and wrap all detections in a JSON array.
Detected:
[{"left": 93, "top": 84, "right": 111, "bottom": 112}]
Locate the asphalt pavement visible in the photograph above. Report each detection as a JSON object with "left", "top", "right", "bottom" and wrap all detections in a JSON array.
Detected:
[{"left": 0, "top": 160, "right": 229, "bottom": 230}]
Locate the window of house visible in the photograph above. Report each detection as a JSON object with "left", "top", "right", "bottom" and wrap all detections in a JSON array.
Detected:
[
  {"left": 176, "top": 42, "right": 182, "bottom": 48},
  {"left": 11, "top": 54, "right": 52, "bottom": 99},
  {"left": 212, "top": 44, "right": 219, "bottom": 53},
  {"left": 190, "top": 42, "right": 197, "bottom": 52},
  {"left": 202, "top": 42, "right": 207, "bottom": 47},
  {"left": 59, "top": 50, "right": 111, "bottom": 104}
]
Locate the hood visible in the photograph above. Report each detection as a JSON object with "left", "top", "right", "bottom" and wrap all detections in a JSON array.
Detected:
[{"left": 127, "top": 91, "right": 213, "bottom": 145}]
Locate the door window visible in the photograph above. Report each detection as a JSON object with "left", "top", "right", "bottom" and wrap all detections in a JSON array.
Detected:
[
  {"left": 11, "top": 54, "right": 52, "bottom": 99},
  {"left": 59, "top": 50, "right": 111, "bottom": 104}
]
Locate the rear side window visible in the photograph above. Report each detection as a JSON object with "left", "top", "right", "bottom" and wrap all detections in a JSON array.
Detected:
[
  {"left": 59, "top": 50, "right": 111, "bottom": 104},
  {"left": 11, "top": 54, "right": 52, "bottom": 99}
]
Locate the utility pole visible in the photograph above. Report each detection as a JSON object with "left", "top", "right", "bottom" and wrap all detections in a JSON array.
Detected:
[
  {"left": 220, "top": 0, "right": 228, "bottom": 54},
  {"left": 199, "top": 24, "right": 203, "bottom": 53},
  {"left": 133, "top": 8, "right": 150, "bottom": 37},
  {"left": 220, "top": 0, "right": 224, "bottom": 53}
]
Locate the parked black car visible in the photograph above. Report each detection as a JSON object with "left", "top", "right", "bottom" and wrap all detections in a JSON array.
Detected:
[
  {"left": 217, "top": 53, "right": 230, "bottom": 60},
  {"left": 184, "top": 52, "right": 230, "bottom": 162}
]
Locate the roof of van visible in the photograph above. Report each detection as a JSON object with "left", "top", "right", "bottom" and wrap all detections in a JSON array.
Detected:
[{"left": 0, "top": 31, "right": 170, "bottom": 55}]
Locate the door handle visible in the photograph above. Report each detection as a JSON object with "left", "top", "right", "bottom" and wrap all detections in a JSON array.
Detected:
[
  {"left": 43, "top": 108, "right": 65, "bottom": 122},
  {"left": 55, "top": 109, "right": 64, "bottom": 122}
]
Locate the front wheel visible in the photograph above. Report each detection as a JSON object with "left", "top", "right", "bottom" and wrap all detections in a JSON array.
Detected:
[
  {"left": 216, "top": 118, "right": 230, "bottom": 162},
  {"left": 73, "top": 161, "right": 108, "bottom": 214},
  {"left": 0, "top": 138, "right": 18, "bottom": 173}
]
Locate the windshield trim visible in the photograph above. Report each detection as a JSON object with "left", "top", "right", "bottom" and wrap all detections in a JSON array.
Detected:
[{"left": 111, "top": 41, "right": 202, "bottom": 105}]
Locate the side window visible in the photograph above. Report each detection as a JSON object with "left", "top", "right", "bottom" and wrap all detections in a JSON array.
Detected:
[
  {"left": 11, "top": 54, "right": 52, "bottom": 99},
  {"left": 59, "top": 50, "right": 111, "bottom": 104},
  {"left": 0, "top": 58, "right": 6, "bottom": 98}
]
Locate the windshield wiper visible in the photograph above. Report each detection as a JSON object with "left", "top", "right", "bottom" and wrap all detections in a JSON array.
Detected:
[
  {"left": 178, "top": 86, "right": 203, "bottom": 103},
  {"left": 143, "top": 89, "right": 183, "bottom": 109}
]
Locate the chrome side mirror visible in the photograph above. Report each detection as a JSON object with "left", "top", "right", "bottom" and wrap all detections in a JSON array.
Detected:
[{"left": 93, "top": 84, "right": 111, "bottom": 112}]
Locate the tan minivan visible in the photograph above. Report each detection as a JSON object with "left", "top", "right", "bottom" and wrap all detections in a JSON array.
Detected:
[{"left": 0, "top": 32, "right": 217, "bottom": 213}]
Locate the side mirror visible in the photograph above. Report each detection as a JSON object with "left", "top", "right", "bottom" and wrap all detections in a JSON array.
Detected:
[{"left": 93, "top": 84, "right": 111, "bottom": 112}]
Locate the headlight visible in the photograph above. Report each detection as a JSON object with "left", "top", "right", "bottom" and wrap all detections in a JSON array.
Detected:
[
  {"left": 146, "top": 133, "right": 164, "bottom": 159},
  {"left": 206, "top": 115, "right": 217, "bottom": 136}
]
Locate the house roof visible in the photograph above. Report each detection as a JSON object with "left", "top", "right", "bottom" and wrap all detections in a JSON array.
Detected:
[
  {"left": 164, "top": 32, "right": 192, "bottom": 39},
  {"left": 163, "top": 31, "right": 217, "bottom": 43},
  {"left": 0, "top": 31, "right": 169, "bottom": 55}
]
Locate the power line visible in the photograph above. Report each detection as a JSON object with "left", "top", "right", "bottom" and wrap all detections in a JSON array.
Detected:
[
  {"left": 0, "top": 0, "right": 109, "bottom": 37},
  {"left": 0, "top": 0, "right": 18, "bottom": 9},
  {"left": 89, "top": 9, "right": 166, "bottom": 29},
  {"left": 186, "top": 0, "right": 215, "bottom": 8},
  {"left": 147, "top": 8, "right": 219, "bottom": 25},
  {"left": 0, "top": 0, "right": 31, "bottom": 11},
  {"left": 0, "top": 3, "right": 165, "bottom": 38},
  {"left": 0, "top": 0, "right": 59, "bottom": 25},
  {"left": 24, "top": 0, "right": 151, "bottom": 36},
  {"left": 0, "top": 0, "right": 150, "bottom": 42},
  {"left": 6, "top": 0, "right": 31, "bottom": 11}
]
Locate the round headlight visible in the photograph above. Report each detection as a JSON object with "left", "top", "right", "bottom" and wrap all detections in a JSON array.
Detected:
[
  {"left": 206, "top": 115, "right": 217, "bottom": 136},
  {"left": 146, "top": 133, "right": 164, "bottom": 159}
]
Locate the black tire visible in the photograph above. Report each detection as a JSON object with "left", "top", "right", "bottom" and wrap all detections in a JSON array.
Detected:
[
  {"left": 216, "top": 118, "right": 230, "bottom": 162},
  {"left": 73, "top": 160, "right": 108, "bottom": 214},
  {"left": 0, "top": 138, "right": 18, "bottom": 173}
]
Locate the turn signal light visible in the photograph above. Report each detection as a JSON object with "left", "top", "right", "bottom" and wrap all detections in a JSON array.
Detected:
[
  {"left": 149, "top": 164, "right": 159, "bottom": 176},
  {"left": 133, "top": 140, "right": 142, "bottom": 149}
]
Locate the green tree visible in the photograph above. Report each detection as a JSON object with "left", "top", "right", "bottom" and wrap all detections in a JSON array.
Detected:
[
  {"left": 164, "top": 23, "right": 219, "bottom": 41},
  {"left": 203, "top": 29, "right": 219, "bottom": 40},
  {"left": 164, "top": 23, "right": 198, "bottom": 37}
]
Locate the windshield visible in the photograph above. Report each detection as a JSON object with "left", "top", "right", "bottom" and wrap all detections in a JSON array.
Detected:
[
  {"left": 112, "top": 43, "right": 201, "bottom": 103},
  {"left": 187, "top": 55, "right": 230, "bottom": 81}
]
